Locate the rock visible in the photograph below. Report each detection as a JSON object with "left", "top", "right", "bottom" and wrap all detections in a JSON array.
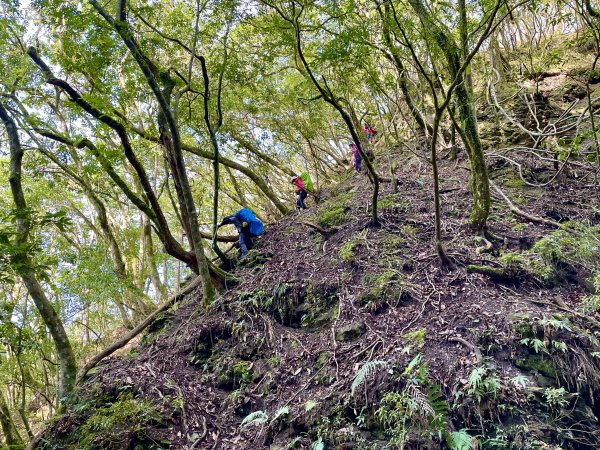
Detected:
[
  {"left": 335, "top": 322, "right": 367, "bottom": 342},
  {"left": 572, "top": 400, "right": 598, "bottom": 424},
  {"left": 515, "top": 354, "right": 558, "bottom": 378}
]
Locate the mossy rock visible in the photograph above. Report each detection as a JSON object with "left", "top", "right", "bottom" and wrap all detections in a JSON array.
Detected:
[
  {"left": 302, "top": 308, "right": 337, "bottom": 329},
  {"left": 243, "top": 250, "right": 273, "bottom": 268},
  {"left": 356, "top": 270, "right": 411, "bottom": 311},
  {"left": 335, "top": 322, "right": 367, "bottom": 342},
  {"left": 42, "top": 393, "right": 166, "bottom": 450},
  {"left": 515, "top": 354, "right": 558, "bottom": 378},
  {"left": 317, "top": 205, "right": 350, "bottom": 227}
]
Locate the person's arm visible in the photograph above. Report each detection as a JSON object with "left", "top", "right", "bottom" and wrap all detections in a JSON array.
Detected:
[{"left": 231, "top": 216, "right": 245, "bottom": 233}]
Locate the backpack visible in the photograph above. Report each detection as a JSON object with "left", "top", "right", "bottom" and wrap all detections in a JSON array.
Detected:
[
  {"left": 300, "top": 172, "right": 314, "bottom": 193},
  {"left": 235, "top": 208, "right": 264, "bottom": 236}
]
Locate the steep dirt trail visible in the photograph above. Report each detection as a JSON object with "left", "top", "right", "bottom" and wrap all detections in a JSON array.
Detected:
[{"left": 39, "top": 155, "right": 600, "bottom": 449}]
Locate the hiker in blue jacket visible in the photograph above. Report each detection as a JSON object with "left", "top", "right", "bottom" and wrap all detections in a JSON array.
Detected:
[{"left": 218, "top": 208, "right": 264, "bottom": 260}]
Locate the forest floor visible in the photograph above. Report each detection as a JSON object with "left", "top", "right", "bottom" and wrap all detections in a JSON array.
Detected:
[{"left": 39, "top": 142, "right": 600, "bottom": 449}]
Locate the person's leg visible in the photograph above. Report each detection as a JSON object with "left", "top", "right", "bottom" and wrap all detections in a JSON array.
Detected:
[
  {"left": 239, "top": 232, "right": 249, "bottom": 258},
  {"left": 300, "top": 190, "right": 308, "bottom": 209},
  {"left": 245, "top": 230, "right": 254, "bottom": 251},
  {"left": 296, "top": 193, "right": 302, "bottom": 210}
]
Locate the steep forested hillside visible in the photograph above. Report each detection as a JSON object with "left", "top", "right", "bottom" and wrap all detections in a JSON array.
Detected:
[
  {"left": 36, "top": 158, "right": 600, "bottom": 449},
  {"left": 1, "top": 0, "right": 600, "bottom": 449}
]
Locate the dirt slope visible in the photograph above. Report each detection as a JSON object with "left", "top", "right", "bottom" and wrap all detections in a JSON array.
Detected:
[{"left": 36, "top": 148, "right": 600, "bottom": 450}]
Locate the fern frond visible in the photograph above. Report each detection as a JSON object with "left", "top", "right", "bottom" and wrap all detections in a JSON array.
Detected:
[
  {"left": 241, "top": 410, "right": 268, "bottom": 428},
  {"left": 407, "top": 384, "right": 435, "bottom": 417},
  {"left": 311, "top": 437, "right": 325, "bottom": 450},
  {"left": 272, "top": 406, "right": 289, "bottom": 421},
  {"left": 446, "top": 429, "right": 473, "bottom": 450},
  {"left": 351, "top": 360, "right": 389, "bottom": 395}
]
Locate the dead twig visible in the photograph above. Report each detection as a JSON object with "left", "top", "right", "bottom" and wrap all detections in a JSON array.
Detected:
[{"left": 190, "top": 416, "right": 208, "bottom": 449}]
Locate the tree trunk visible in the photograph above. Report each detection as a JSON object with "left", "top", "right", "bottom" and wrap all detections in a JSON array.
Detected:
[
  {"left": 0, "top": 102, "right": 77, "bottom": 400},
  {"left": 407, "top": 0, "right": 490, "bottom": 229},
  {"left": 0, "top": 391, "right": 23, "bottom": 448}
]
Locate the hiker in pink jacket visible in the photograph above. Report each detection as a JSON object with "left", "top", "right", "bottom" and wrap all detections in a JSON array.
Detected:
[
  {"left": 350, "top": 143, "right": 361, "bottom": 172},
  {"left": 291, "top": 176, "right": 308, "bottom": 210}
]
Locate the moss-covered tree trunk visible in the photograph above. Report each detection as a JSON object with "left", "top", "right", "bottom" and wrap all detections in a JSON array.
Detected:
[
  {"left": 0, "top": 391, "right": 23, "bottom": 448},
  {"left": 0, "top": 102, "right": 77, "bottom": 400},
  {"left": 408, "top": 0, "right": 491, "bottom": 229}
]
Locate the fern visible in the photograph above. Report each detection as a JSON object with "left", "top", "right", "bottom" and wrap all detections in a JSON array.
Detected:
[
  {"left": 407, "top": 384, "right": 435, "bottom": 417},
  {"left": 510, "top": 374, "right": 529, "bottom": 388},
  {"left": 272, "top": 406, "right": 289, "bottom": 421},
  {"left": 241, "top": 410, "right": 268, "bottom": 428},
  {"left": 447, "top": 429, "right": 473, "bottom": 450},
  {"left": 351, "top": 360, "right": 389, "bottom": 395},
  {"left": 304, "top": 400, "right": 318, "bottom": 411},
  {"left": 403, "top": 354, "right": 423, "bottom": 376},
  {"left": 311, "top": 437, "right": 325, "bottom": 450}
]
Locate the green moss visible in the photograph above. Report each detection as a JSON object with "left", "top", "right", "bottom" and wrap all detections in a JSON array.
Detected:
[
  {"left": 512, "top": 223, "right": 526, "bottom": 232},
  {"left": 499, "top": 252, "right": 528, "bottom": 270},
  {"left": 338, "top": 239, "right": 357, "bottom": 261},
  {"left": 317, "top": 206, "right": 348, "bottom": 227},
  {"left": 317, "top": 190, "right": 354, "bottom": 227},
  {"left": 378, "top": 193, "right": 409, "bottom": 212},
  {"left": 338, "top": 230, "right": 366, "bottom": 261},
  {"left": 382, "top": 234, "right": 405, "bottom": 252},
  {"left": 315, "top": 351, "right": 329, "bottom": 370},
  {"left": 515, "top": 354, "right": 558, "bottom": 378},
  {"left": 76, "top": 393, "right": 163, "bottom": 449},
  {"left": 357, "top": 270, "right": 410, "bottom": 310},
  {"left": 504, "top": 178, "right": 526, "bottom": 188},
  {"left": 400, "top": 225, "right": 417, "bottom": 238},
  {"left": 268, "top": 356, "right": 281, "bottom": 367}
]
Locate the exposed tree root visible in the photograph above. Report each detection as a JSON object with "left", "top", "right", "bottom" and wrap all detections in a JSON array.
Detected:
[
  {"left": 448, "top": 336, "right": 483, "bottom": 364},
  {"left": 76, "top": 275, "right": 204, "bottom": 383},
  {"left": 301, "top": 221, "right": 339, "bottom": 238},
  {"left": 490, "top": 181, "right": 561, "bottom": 228},
  {"left": 190, "top": 416, "right": 208, "bottom": 449},
  {"left": 475, "top": 232, "right": 494, "bottom": 255}
]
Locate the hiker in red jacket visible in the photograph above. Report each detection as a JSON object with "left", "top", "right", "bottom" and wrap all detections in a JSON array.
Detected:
[
  {"left": 291, "top": 175, "right": 308, "bottom": 210},
  {"left": 362, "top": 123, "right": 377, "bottom": 143}
]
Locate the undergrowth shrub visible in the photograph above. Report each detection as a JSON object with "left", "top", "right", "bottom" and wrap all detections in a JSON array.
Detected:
[{"left": 530, "top": 222, "right": 600, "bottom": 287}]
